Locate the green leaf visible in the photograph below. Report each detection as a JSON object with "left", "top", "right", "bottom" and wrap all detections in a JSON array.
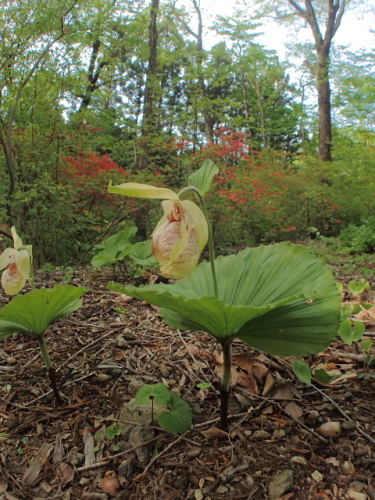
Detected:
[
  {"left": 129, "top": 240, "right": 158, "bottom": 267},
  {"left": 338, "top": 320, "right": 365, "bottom": 344},
  {"left": 110, "top": 243, "right": 341, "bottom": 356},
  {"left": 105, "top": 423, "right": 121, "bottom": 440},
  {"left": 313, "top": 369, "right": 336, "bottom": 384},
  {"left": 135, "top": 383, "right": 171, "bottom": 405},
  {"left": 0, "top": 285, "right": 86, "bottom": 339},
  {"left": 340, "top": 303, "right": 352, "bottom": 322},
  {"left": 188, "top": 160, "right": 219, "bottom": 196},
  {"left": 157, "top": 393, "right": 192, "bottom": 434},
  {"left": 348, "top": 278, "right": 369, "bottom": 296},
  {"left": 291, "top": 360, "right": 311, "bottom": 385},
  {"left": 91, "top": 228, "right": 137, "bottom": 268},
  {"left": 196, "top": 382, "right": 212, "bottom": 390},
  {"left": 362, "top": 339, "right": 372, "bottom": 352}
]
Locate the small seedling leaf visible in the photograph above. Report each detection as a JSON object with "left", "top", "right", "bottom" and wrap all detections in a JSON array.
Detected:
[
  {"left": 340, "top": 303, "right": 352, "bottom": 322},
  {"left": 135, "top": 383, "right": 171, "bottom": 405},
  {"left": 291, "top": 360, "right": 311, "bottom": 385},
  {"left": 338, "top": 320, "right": 365, "bottom": 345},
  {"left": 348, "top": 279, "right": 369, "bottom": 296},
  {"left": 313, "top": 368, "right": 336, "bottom": 384},
  {"left": 157, "top": 393, "right": 192, "bottom": 433},
  {"left": 105, "top": 424, "right": 121, "bottom": 440},
  {"left": 362, "top": 339, "right": 372, "bottom": 352},
  {"left": 196, "top": 382, "right": 212, "bottom": 390}
]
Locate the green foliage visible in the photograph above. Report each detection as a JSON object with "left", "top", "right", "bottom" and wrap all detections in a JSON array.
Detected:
[
  {"left": 135, "top": 383, "right": 171, "bottom": 405},
  {"left": 135, "top": 384, "right": 192, "bottom": 434},
  {"left": 348, "top": 278, "right": 370, "bottom": 296},
  {"left": 291, "top": 360, "right": 311, "bottom": 385},
  {"left": 110, "top": 243, "right": 341, "bottom": 356},
  {"left": 91, "top": 227, "right": 137, "bottom": 268},
  {"left": 91, "top": 227, "right": 158, "bottom": 275},
  {"left": 0, "top": 285, "right": 87, "bottom": 339},
  {"left": 338, "top": 320, "right": 365, "bottom": 345},
  {"left": 339, "top": 218, "right": 375, "bottom": 254},
  {"left": 105, "top": 423, "right": 122, "bottom": 440}
]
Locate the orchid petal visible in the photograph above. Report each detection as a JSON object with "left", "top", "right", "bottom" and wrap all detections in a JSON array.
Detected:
[
  {"left": 1, "top": 266, "right": 26, "bottom": 295},
  {"left": 151, "top": 200, "right": 208, "bottom": 279},
  {"left": 108, "top": 182, "right": 179, "bottom": 200},
  {"left": 15, "top": 249, "right": 30, "bottom": 279},
  {"left": 11, "top": 226, "right": 23, "bottom": 250},
  {"left": 0, "top": 248, "right": 15, "bottom": 271}
]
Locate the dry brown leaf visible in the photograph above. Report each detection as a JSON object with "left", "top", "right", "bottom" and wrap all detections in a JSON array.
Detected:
[
  {"left": 284, "top": 401, "right": 303, "bottom": 419},
  {"left": 262, "top": 372, "right": 276, "bottom": 396},
  {"left": 271, "top": 382, "right": 301, "bottom": 400},
  {"left": 201, "top": 426, "right": 229, "bottom": 440}
]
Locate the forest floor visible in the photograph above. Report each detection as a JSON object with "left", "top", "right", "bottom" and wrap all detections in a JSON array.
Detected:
[{"left": 1, "top": 245, "right": 375, "bottom": 500}]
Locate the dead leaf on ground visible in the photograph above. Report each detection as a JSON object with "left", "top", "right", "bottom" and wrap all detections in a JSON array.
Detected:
[
  {"left": 284, "top": 401, "right": 303, "bottom": 419},
  {"left": 201, "top": 426, "right": 229, "bottom": 440}
]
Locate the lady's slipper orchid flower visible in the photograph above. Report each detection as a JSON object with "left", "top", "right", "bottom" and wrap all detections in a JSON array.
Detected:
[
  {"left": 108, "top": 182, "right": 208, "bottom": 279},
  {"left": 0, "top": 227, "right": 31, "bottom": 295}
]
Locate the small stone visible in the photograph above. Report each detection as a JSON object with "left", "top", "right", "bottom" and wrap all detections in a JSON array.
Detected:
[
  {"left": 115, "top": 336, "right": 129, "bottom": 348},
  {"left": 187, "top": 447, "right": 201, "bottom": 458},
  {"left": 128, "top": 378, "right": 144, "bottom": 396},
  {"left": 138, "top": 319, "right": 151, "bottom": 328},
  {"left": 118, "top": 458, "right": 134, "bottom": 482},
  {"left": 116, "top": 440, "right": 131, "bottom": 452},
  {"left": 349, "top": 481, "right": 364, "bottom": 492},
  {"left": 291, "top": 456, "right": 308, "bottom": 465},
  {"left": 97, "top": 373, "right": 112, "bottom": 383},
  {"left": 340, "top": 461, "right": 355, "bottom": 475},
  {"left": 6, "top": 357, "right": 16, "bottom": 365},
  {"left": 219, "top": 466, "right": 236, "bottom": 483},
  {"left": 311, "top": 470, "right": 324, "bottom": 482},
  {"left": 305, "top": 410, "right": 319, "bottom": 425},
  {"left": 66, "top": 450, "right": 84, "bottom": 466},
  {"left": 318, "top": 421, "right": 341, "bottom": 438},
  {"left": 354, "top": 447, "right": 368, "bottom": 457},
  {"left": 216, "top": 486, "right": 229, "bottom": 494},
  {"left": 128, "top": 425, "right": 154, "bottom": 465},
  {"left": 342, "top": 421, "right": 356, "bottom": 431},
  {"left": 347, "top": 490, "right": 367, "bottom": 500},
  {"left": 272, "top": 429, "right": 286, "bottom": 439},
  {"left": 244, "top": 430, "right": 252, "bottom": 437},
  {"left": 252, "top": 430, "right": 271, "bottom": 440},
  {"left": 268, "top": 469, "right": 294, "bottom": 499},
  {"left": 122, "top": 328, "right": 132, "bottom": 335}
]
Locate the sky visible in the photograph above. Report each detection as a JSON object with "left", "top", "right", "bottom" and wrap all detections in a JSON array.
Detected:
[{"left": 196, "top": 1, "right": 375, "bottom": 59}]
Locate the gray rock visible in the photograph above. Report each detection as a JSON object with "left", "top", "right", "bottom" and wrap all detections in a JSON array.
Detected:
[
  {"left": 219, "top": 466, "right": 236, "bottom": 483},
  {"left": 119, "top": 398, "right": 166, "bottom": 439},
  {"left": 252, "top": 430, "right": 271, "bottom": 440},
  {"left": 118, "top": 458, "right": 134, "bottom": 482},
  {"left": 128, "top": 424, "right": 154, "bottom": 465},
  {"left": 268, "top": 469, "right": 294, "bottom": 499},
  {"left": 342, "top": 420, "right": 356, "bottom": 431},
  {"left": 65, "top": 450, "right": 85, "bottom": 466}
]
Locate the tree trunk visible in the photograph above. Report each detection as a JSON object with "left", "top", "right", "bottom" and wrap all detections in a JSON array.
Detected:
[
  {"left": 316, "top": 50, "right": 332, "bottom": 161},
  {"left": 285, "top": 0, "right": 348, "bottom": 161},
  {"left": 139, "top": 0, "right": 160, "bottom": 170}
]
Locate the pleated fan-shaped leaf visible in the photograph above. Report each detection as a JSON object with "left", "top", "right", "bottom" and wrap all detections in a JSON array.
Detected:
[
  {"left": 0, "top": 285, "right": 87, "bottom": 339},
  {"left": 109, "top": 243, "right": 341, "bottom": 356}
]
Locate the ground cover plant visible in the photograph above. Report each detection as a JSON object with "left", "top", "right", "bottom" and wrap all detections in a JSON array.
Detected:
[{"left": 107, "top": 161, "right": 342, "bottom": 431}]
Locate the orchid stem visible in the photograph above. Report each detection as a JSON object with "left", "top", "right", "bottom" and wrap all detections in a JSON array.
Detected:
[
  {"left": 178, "top": 186, "right": 218, "bottom": 298},
  {"left": 37, "top": 336, "right": 62, "bottom": 406},
  {"left": 220, "top": 340, "right": 232, "bottom": 430}
]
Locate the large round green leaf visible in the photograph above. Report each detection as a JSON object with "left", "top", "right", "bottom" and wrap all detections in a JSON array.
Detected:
[
  {"left": 109, "top": 243, "right": 341, "bottom": 356},
  {"left": 0, "top": 285, "right": 87, "bottom": 339}
]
